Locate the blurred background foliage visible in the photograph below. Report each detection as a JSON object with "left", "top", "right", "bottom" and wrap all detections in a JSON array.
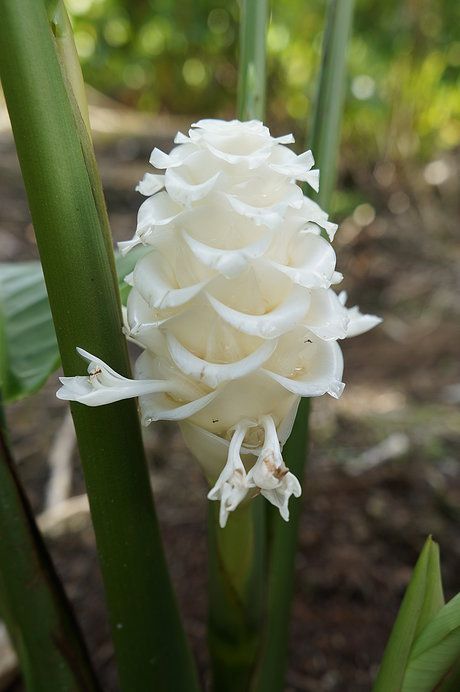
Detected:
[{"left": 67, "top": 0, "right": 460, "bottom": 167}]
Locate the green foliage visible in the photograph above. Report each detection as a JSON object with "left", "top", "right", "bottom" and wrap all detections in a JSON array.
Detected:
[
  {"left": 0, "top": 263, "right": 59, "bottom": 403},
  {"left": 402, "top": 594, "right": 460, "bottom": 691},
  {"left": 0, "top": 249, "right": 147, "bottom": 404},
  {"left": 373, "top": 537, "right": 460, "bottom": 691},
  {"left": 68, "top": 0, "right": 460, "bottom": 162},
  {"left": 0, "top": 398, "right": 100, "bottom": 692}
]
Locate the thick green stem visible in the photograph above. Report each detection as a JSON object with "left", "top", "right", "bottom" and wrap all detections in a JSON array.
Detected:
[
  {"left": 0, "top": 1, "right": 198, "bottom": 690},
  {"left": 252, "top": 3, "right": 355, "bottom": 690},
  {"left": 0, "top": 401, "right": 100, "bottom": 691},
  {"left": 237, "top": 0, "right": 269, "bottom": 121},
  {"left": 208, "top": 499, "right": 266, "bottom": 692},
  {"left": 48, "top": 0, "right": 91, "bottom": 134}
]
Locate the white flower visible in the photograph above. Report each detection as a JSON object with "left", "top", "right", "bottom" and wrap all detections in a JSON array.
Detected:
[
  {"left": 207, "top": 419, "right": 255, "bottom": 528},
  {"left": 57, "top": 119, "right": 381, "bottom": 526},
  {"left": 246, "top": 416, "right": 301, "bottom": 521},
  {"left": 57, "top": 348, "right": 174, "bottom": 406}
]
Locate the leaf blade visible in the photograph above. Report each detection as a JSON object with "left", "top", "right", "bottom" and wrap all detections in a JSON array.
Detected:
[
  {"left": 0, "top": 248, "right": 148, "bottom": 403},
  {"left": 372, "top": 536, "right": 445, "bottom": 692}
]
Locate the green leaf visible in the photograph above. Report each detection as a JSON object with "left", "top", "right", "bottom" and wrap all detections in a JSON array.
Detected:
[
  {"left": 0, "top": 401, "right": 100, "bottom": 691},
  {"left": 0, "top": 247, "right": 148, "bottom": 404},
  {"left": 0, "top": 262, "right": 59, "bottom": 402},
  {"left": 372, "top": 536, "right": 445, "bottom": 692},
  {"left": 0, "top": 0, "right": 198, "bottom": 686},
  {"left": 402, "top": 594, "right": 460, "bottom": 692}
]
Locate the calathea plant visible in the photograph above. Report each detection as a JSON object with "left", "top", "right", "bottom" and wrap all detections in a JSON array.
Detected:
[{"left": 58, "top": 118, "right": 381, "bottom": 527}]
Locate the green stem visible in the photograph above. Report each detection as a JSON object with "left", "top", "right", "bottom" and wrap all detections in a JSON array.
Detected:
[
  {"left": 208, "top": 499, "right": 266, "bottom": 692},
  {"left": 0, "top": 400, "right": 100, "bottom": 691},
  {"left": 252, "top": 3, "right": 355, "bottom": 690},
  {"left": 309, "top": 0, "right": 355, "bottom": 207},
  {"left": 237, "top": 0, "right": 269, "bottom": 121},
  {"left": 206, "top": 2, "right": 270, "bottom": 690},
  {"left": 0, "top": 1, "right": 198, "bottom": 690},
  {"left": 48, "top": 0, "right": 91, "bottom": 134},
  {"left": 250, "top": 400, "right": 310, "bottom": 692}
]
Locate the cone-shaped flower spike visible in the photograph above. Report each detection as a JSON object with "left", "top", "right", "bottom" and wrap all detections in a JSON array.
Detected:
[{"left": 58, "top": 120, "right": 381, "bottom": 526}]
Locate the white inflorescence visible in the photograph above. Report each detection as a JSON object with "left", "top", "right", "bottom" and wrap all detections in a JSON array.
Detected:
[{"left": 57, "top": 119, "right": 381, "bottom": 527}]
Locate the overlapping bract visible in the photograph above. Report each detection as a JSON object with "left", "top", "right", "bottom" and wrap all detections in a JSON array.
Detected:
[{"left": 58, "top": 119, "right": 381, "bottom": 526}]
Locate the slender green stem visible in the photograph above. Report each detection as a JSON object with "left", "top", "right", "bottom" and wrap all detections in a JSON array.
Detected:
[
  {"left": 252, "top": 3, "right": 355, "bottom": 690},
  {"left": 206, "top": 2, "right": 269, "bottom": 690},
  {"left": 0, "top": 1, "right": 198, "bottom": 690},
  {"left": 0, "top": 400, "right": 100, "bottom": 691},
  {"left": 250, "top": 400, "right": 309, "bottom": 692},
  {"left": 309, "top": 0, "right": 355, "bottom": 207},
  {"left": 208, "top": 499, "right": 266, "bottom": 692},
  {"left": 237, "top": 0, "right": 269, "bottom": 120}
]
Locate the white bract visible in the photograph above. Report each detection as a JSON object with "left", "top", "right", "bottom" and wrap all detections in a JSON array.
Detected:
[{"left": 58, "top": 119, "right": 381, "bottom": 527}]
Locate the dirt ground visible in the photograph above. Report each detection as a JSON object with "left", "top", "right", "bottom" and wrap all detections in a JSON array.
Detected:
[{"left": 1, "top": 101, "right": 460, "bottom": 691}]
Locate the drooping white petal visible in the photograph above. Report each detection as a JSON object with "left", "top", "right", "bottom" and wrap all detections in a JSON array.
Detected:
[
  {"left": 207, "top": 419, "right": 257, "bottom": 527},
  {"left": 338, "top": 291, "right": 383, "bottom": 337},
  {"left": 118, "top": 235, "right": 142, "bottom": 255},
  {"left": 303, "top": 289, "right": 349, "bottom": 340},
  {"left": 135, "top": 173, "right": 165, "bottom": 196},
  {"left": 149, "top": 143, "right": 197, "bottom": 169},
  {"left": 57, "top": 348, "right": 173, "bottom": 406},
  {"left": 246, "top": 415, "right": 301, "bottom": 521}
]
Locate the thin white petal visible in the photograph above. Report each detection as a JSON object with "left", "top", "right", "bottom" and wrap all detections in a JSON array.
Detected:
[
  {"left": 303, "top": 289, "right": 349, "bottom": 340},
  {"left": 346, "top": 310, "right": 382, "bottom": 337},
  {"left": 140, "top": 389, "right": 219, "bottom": 424},
  {"left": 149, "top": 143, "right": 196, "bottom": 169},
  {"left": 135, "top": 173, "right": 165, "bottom": 196},
  {"left": 57, "top": 348, "right": 172, "bottom": 406},
  {"left": 338, "top": 292, "right": 382, "bottom": 337},
  {"left": 263, "top": 369, "right": 345, "bottom": 399}
]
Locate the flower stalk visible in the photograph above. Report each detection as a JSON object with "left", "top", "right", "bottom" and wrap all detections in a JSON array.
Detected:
[
  {"left": 237, "top": 0, "right": 269, "bottom": 121},
  {"left": 212, "top": 2, "right": 268, "bottom": 687},
  {"left": 253, "top": 2, "right": 356, "bottom": 689},
  {"left": 0, "top": 1, "right": 198, "bottom": 690}
]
